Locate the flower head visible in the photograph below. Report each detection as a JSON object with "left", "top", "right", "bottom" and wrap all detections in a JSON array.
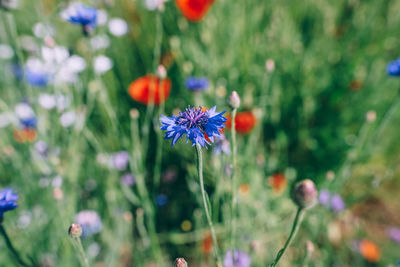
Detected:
[
  {"left": 330, "top": 194, "right": 345, "bottom": 212},
  {"left": 175, "top": 0, "right": 215, "bottom": 22},
  {"left": 128, "top": 75, "right": 171, "bottom": 106},
  {"left": 61, "top": 3, "right": 98, "bottom": 32},
  {"left": 0, "top": 188, "right": 18, "bottom": 219},
  {"left": 68, "top": 223, "right": 82, "bottom": 238},
  {"left": 227, "top": 91, "right": 240, "bottom": 109},
  {"left": 387, "top": 58, "right": 400, "bottom": 76},
  {"left": 269, "top": 173, "right": 287, "bottom": 193},
  {"left": 223, "top": 250, "right": 251, "bottom": 267},
  {"left": 185, "top": 76, "right": 209, "bottom": 91},
  {"left": 160, "top": 106, "right": 227, "bottom": 147},
  {"left": 292, "top": 179, "right": 318, "bottom": 209},
  {"left": 318, "top": 189, "right": 330, "bottom": 206},
  {"left": 386, "top": 227, "right": 400, "bottom": 244},
  {"left": 359, "top": 239, "right": 380, "bottom": 262},
  {"left": 174, "top": 258, "right": 188, "bottom": 267},
  {"left": 75, "top": 210, "right": 102, "bottom": 237},
  {"left": 226, "top": 111, "right": 257, "bottom": 135}
]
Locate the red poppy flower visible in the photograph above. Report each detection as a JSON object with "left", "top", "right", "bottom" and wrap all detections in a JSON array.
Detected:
[
  {"left": 268, "top": 173, "right": 287, "bottom": 193},
  {"left": 175, "top": 0, "right": 215, "bottom": 22},
  {"left": 128, "top": 75, "right": 171, "bottom": 106},
  {"left": 226, "top": 111, "right": 257, "bottom": 135},
  {"left": 200, "top": 231, "right": 213, "bottom": 254},
  {"left": 360, "top": 239, "right": 380, "bottom": 262}
]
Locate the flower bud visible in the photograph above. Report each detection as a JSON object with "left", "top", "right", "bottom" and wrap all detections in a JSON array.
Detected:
[
  {"left": 292, "top": 179, "right": 318, "bottom": 209},
  {"left": 68, "top": 223, "right": 82, "bottom": 238},
  {"left": 228, "top": 91, "right": 240, "bottom": 109},
  {"left": 174, "top": 258, "right": 188, "bottom": 267}
]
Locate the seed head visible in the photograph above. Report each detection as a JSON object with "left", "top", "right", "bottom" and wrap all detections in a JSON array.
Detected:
[
  {"left": 68, "top": 223, "right": 82, "bottom": 238},
  {"left": 174, "top": 258, "right": 188, "bottom": 267},
  {"left": 292, "top": 179, "right": 318, "bottom": 209},
  {"left": 227, "top": 91, "right": 240, "bottom": 109}
]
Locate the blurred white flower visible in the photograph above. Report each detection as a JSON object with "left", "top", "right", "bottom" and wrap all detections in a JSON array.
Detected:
[
  {"left": 0, "top": 44, "right": 14, "bottom": 60},
  {"left": 90, "top": 34, "right": 110, "bottom": 50},
  {"left": 366, "top": 110, "right": 376, "bottom": 122},
  {"left": 19, "top": 35, "right": 38, "bottom": 53},
  {"left": 56, "top": 94, "right": 70, "bottom": 111},
  {"left": 94, "top": 55, "right": 113, "bottom": 74},
  {"left": 97, "top": 9, "right": 108, "bottom": 25},
  {"left": 145, "top": 0, "right": 168, "bottom": 10},
  {"left": 87, "top": 242, "right": 101, "bottom": 258},
  {"left": 38, "top": 94, "right": 56, "bottom": 110},
  {"left": 1, "top": 0, "right": 19, "bottom": 9},
  {"left": 42, "top": 46, "right": 69, "bottom": 65},
  {"left": 65, "top": 55, "right": 86, "bottom": 73},
  {"left": 108, "top": 18, "right": 128, "bottom": 36},
  {"left": 0, "top": 112, "right": 13, "bottom": 128},
  {"left": 33, "top": 22, "right": 55, "bottom": 39},
  {"left": 60, "top": 110, "right": 76, "bottom": 127},
  {"left": 52, "top": 175, "right": 63, "bottom": 188},
  {"left": 265, "top": 59, "right": 275, "bottom": 72},
  {"left": 15, "top": 103, "right": 34, "bottom": 120},
  {"left": 17, "top": 212, "right": 32, "bottom": 229}
]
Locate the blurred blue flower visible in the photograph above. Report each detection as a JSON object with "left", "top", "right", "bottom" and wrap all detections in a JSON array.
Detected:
[
  {"left": 75, "top": 210, "right": 102, "bottom": 237},
  {"left": 330, "top": 194, "right": 345, "bottom": 212},
  {"left": 156, "top": 194, "right": 168, "bottom": 206},
  {"left": 224, "top": 250, "right": 251, "bottom": 267},
  {"left": 387, "top": 58, "right": 400, "bottom": 76},
  {"left": 25, "top": 69, "right": 49, "bottom": 87},
  {"left": 212, "top": 134, "right": 231, "bottom": 155},
  {"left": 0, "top": 188, "right": 18, "bottom": 219},
  {"left": 160, "top": 106, "right": 227, "bottom": 147},
  {"left": 185, "top": 77, "right": 209, "bottom": 91},
  {"left": 62, "top": 3, "right": 98, "bottom": 29},
  {"left": 319, "top": 189, "right": 330, "bottom": 206},
  {"left": 20, "top": 116, "right": 37, "bottom": 129}
]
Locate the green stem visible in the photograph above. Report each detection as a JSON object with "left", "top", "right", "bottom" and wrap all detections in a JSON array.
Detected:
[
  {"left": 270, "top": 208, "right": 304, "bottom": 267},
  {"left": 75, "top": 238, "right": 90, "bottom": 267},
  {"left": 0, "top": 224, "right": 30, "bottom": 267},
  {"left": 230, "top": 108, "right": 237, "bottom": 262},
  {"left": 195, "top": 144, "right": 222, "bottom": 266}
]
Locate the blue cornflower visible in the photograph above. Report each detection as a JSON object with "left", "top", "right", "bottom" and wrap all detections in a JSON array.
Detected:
[
  {"left": 20, "top": 116, "right": 37, "bottom": 129},
  {"left": 25, "top": 69, "right": 49, "bottom": 87},
  {"left": 387, "top": 58, "right": 400, "bottom": 76},
  {"left": 224, "top": 250, "right": 251, "bottom": 267},
  {"left": 62, "top": 3, "right": 98, "bottom": 29},
  {"left": 160, "top": 106, "right": 227, "bottom": 147},
  {"left": 0, "top": 188, "right": 18, "bottom": 219},
  {"left": 185, "top": 77, "right": 209, "bottom": 91}
]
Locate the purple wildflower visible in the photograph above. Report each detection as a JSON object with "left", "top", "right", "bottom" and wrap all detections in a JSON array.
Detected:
[
  {"left": 160, "top": 106, "right": 227, "bottom": 147},
  {"left": 120, "top": 173, "right": 136, "bottom": 186},
  {"left": 110, "top": 151, "right": 130, "bottom": 171},
  {"left": 330, "top": 194, "right": 345, "bottom": 212},
  {"left": 185, "top": 77, "right": 209, "bottom": 91},
  {"left": 319, "top": 189, "right": 330, "bottom": 206},
  {"left": 386, "top": 227, "right": 400, "bottom": 244},
  {"left": 224, "top": 250, "right": 251, "bottom": 267},
  {"left": 212, "top": 134, "right": 231, "bottom": 155},
  {"left": 0, "top": 188, "right": 18, "bottom": 219},
  {"left": 75, "top": 210, "right": 102, "bottom": 237}
]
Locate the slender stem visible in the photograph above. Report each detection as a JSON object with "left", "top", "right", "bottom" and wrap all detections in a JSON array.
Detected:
[
  {"left": 75, "top": 238, "right": 90, "bottom": 267},
  {"left": 230, "top": 108, "right": 237, "bottom": 262},
  {"left": 270, "top": 208, "right": 304, "bottom": 267},
  {"left": 0, "top": 224, "right": 30, "bottom": 267},
  {"left": 195, "top": 144, "right": 222, "bottom": 266}
]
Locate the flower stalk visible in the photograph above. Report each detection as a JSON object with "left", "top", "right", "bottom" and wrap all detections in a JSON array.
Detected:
[
  {"left": 269, "top": 208, "right": 304, "bottom": 267},
  {"left": 195, "top": 143, "right": 222, "bottom": 266},
  {"left": 0, "top": 223, "right": 30, "bottom": 267}
]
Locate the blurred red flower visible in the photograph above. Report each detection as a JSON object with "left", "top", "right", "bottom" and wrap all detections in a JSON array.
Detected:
[
  {"left": 128, "top": 75, "right": 171, "bottom": 106},
  {"left": 360, "top": 239, "right": 380, "bottom": 263},
  {"left": 226, "top": 111, "right": 257, "bottom": 135},
  {"left": 269, "top": 173, "right": 287, "bottom": 193},
  {"left": 175, "top": 0, "right": 215, "bottom": 22},
  {"left": 200, "top": 231, "right": 213, "bottom": 254}
]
